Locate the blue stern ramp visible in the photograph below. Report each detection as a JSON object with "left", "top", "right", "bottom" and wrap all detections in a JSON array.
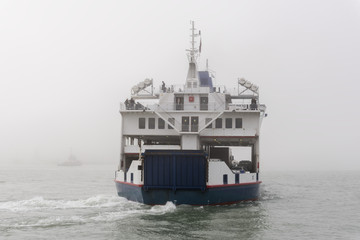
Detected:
[{"left": 115, "top": 150, "right": 261, "bottom": 205}]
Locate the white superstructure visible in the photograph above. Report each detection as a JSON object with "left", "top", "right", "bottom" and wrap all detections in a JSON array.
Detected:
[{"left": 116, "top": 21, "right": 266, "bottom": 189}]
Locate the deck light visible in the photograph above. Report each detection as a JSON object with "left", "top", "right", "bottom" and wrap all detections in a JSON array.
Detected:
[
  {"left": 238, "top": 78, "right": 259, "bottom": 94},
  {"left": 132, "top": 78, "right": 154, "bottom": 95}
]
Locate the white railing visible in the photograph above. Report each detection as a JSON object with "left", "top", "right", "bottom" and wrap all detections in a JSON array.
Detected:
[
  {"left": 228, "top": 104, "right": 266, "bottom": 111},
  {"left": 120, "top": 102, "right": 266, "bottom": 112}
]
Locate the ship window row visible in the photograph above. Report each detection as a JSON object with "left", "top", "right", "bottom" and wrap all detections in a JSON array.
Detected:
[
  {"left": 139, "top": 117, "right": 175, "bottom": 129},
  {"left": 206, "top": 118, "right": 242, "bottom": 129},
  {"left": 138, "top": 117, "right": 242, "bottom": 130}
]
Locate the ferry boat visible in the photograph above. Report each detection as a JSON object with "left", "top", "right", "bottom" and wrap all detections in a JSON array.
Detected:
[{"left": 115, "top": 22, "right": 267, "bottom": 205}]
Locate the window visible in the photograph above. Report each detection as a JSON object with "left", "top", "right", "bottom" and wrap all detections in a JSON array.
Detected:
[
  {"left": 200, "top": 96, "right": 208, "bottom": 110},
  {"left": 130, "top": 173, "right": 134, "bottom": 183},
  {"left": 235, "top": 174, "right": 239, "bottom": 184},
  {"left": 182, "top": 116, "right": 189, "bottom": 132},
  {"left": 168, "top": 118, "right": 175, "bottom": 129},
  {"left": 225, "top": 118, "right": 232, "bottom": 128},
  {"left": 139, "top": 118, "right": 145, "bottom": 129},
  {"left": 158, "top": 118, "right": 165, "bottom": 129},
  {"left": 223, "top": 174, "right": 228, "bottom": 184},
  {"left": 191, "top": 116, "right": 198, "bottom": 132},
  {"left": 235, "top": 118, "right": 243, "bottom": 128},
  {"left": 148, "top": 118, "right": 155, "bottom": 129},
  {"left": 215, "top": 118, "right": 222, "bottom": 128},
  {"left": 205, "top": 118, "right": 212, "bottom": 129},
  {"left": 175, "top": 97, "right": 184, "bottom": 110}
]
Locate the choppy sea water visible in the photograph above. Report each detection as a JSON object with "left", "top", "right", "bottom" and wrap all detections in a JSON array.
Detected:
[{"left": 0, "top": 163, "right": 359, "bottom": 240}]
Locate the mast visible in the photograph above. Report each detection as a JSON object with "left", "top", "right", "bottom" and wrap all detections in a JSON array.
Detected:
[
  {"left": 185, "top": 21, "right": 200, "bottom": 89},
  {"left": 190, "top": 21, "right": 196, "bottom": 63}
]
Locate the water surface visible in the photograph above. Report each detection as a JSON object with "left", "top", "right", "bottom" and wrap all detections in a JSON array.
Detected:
[{"left": 0, "top": 163, "right": 359, "bottom": 239}]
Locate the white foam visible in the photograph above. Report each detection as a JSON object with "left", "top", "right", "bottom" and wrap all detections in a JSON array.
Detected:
[
  {"left": 10, "top": 215, "right": 87, "bottom": 228},
  {"left": 0, "top": 197, "right": 181, "bottom": 229},
  {"left": 195, "top": 206, "right": 204, "bottom": 210},
  {"left": 0, "top": 195, "right": 128, "bottom": 212},
  {"left": 89, "top": 201, "right": 177, "bottom": 222},
  {"left": 149, "top": 201, "right": 176, "bottom": 214}
]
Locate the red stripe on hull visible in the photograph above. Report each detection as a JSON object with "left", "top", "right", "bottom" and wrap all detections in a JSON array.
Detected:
[
  {"left": 114, "top": 180, "right": 143, "bottom": 187},
  {"left": 114, "top": 180, "right": 261, "bottom": 189},
  {"left": 207, "top": 181, "right": 262, "bottom": 188},
  {"left": 195, "top": 198, "right": 259, "bottom": 206},
  {"left": 200, "top": 136, "right": 256, "bottom": 139}
]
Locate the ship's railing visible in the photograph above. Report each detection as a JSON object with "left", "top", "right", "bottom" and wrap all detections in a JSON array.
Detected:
[
  {"left": 228, "top": 104, "right": 266, "bottom": 111},
  {"left": 120, "top": 102, "right": 266, "bottom": 112},
  {"left": 158, "top": 84, "right": 184, "bottom": 93},
  {"left": 131, "top": 83, "right": 215, "bottom": 96},
  {"left": 157, "top": 84, "right": 230, "bottom": 94},
  {"left": 158, "top": 84, "right": 212, "bottom": 93},
  {"left": 132, "top": 81, "right": 258, "bottom": 96},
  {"left": 120, "top": 101, "right": 150, "bottom": 111},
  {"left": 154, "top": 103, "right": 221, "bottom": 111}
]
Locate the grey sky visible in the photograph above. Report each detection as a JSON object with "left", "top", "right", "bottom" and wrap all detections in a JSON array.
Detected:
[{"left": 1, "top": 0, "right": 359, "bottom": 170}]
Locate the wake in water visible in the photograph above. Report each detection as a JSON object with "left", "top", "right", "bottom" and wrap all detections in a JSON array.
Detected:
[
  {"left": 0, "top": 195, "right": 177, "bottom": 229},
  {"left": 0, "top": 195, "right": 127, "bottom": 212}
]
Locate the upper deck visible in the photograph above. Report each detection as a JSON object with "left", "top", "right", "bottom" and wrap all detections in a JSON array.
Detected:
[
  {"left": 118, "top": 22, "right": 266, "bottom": 152},
  {"left": 120, "top": 80, "right": 266, "bottom": 113},
  {"left": 119, "top": 79, "right": 266, "bottom": 140}
]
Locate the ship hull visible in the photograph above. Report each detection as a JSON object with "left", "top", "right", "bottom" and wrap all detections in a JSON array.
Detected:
[{"left": 115, "top": 181, "right": 261, "bottom": 205}]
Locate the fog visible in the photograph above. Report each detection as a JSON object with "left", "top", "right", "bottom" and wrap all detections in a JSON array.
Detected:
[{"left": 1, "top": 0, "right": 359, "bottom": 170}]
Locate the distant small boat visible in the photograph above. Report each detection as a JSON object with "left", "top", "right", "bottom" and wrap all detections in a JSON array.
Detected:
[{"left": 58, "top": 154, "right": 82, "bottom": 166}]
